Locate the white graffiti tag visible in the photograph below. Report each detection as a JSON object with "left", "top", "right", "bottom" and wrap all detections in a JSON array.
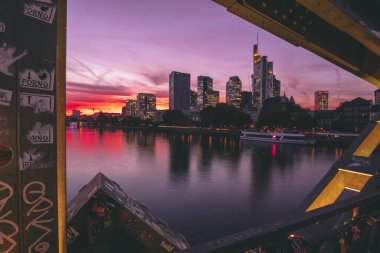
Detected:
[
  {"left": 23, "top": 181, "right": 54, "bottom": 253},
  {"left": 0, "top": 182, "right": 19, "bottom": 253}
]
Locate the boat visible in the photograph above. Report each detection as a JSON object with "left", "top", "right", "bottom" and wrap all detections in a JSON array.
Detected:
[{"left": 240, "top": 131, "right": 316, "bottom": 145}]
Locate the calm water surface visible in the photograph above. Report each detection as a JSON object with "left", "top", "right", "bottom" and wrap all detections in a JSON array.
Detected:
[{"left": 66, "top": 127, "right": 343, "bottom": 244}]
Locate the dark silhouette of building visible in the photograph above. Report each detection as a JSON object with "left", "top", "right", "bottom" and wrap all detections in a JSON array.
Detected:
[
  {"left": 240, "top": 91, "right": 253, "bottom": 110},
  {"left": 375, "top": 89, "right": 380, "bottom": 105},
  {"left": 314, "top": 110, "right": 336, "bottom": 129},
  {"left": 190, "top": 90, "right": 197, "bottom": 111},
  {"left": 336, "top": 97, "right": 372, "bottom": 131},
  {"left": 169, "top": 71, "right": 190, "bottom": 112}
]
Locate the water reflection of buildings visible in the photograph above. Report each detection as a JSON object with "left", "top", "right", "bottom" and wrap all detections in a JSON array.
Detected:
[{"left": 168, "top": 134, "right": 192, "bottom": 185}]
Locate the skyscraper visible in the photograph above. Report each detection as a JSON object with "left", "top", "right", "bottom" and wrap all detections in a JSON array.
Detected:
[
  {"left": 137, "top": 93, "right": 156, "bottom": 119},
  {"left": 240, "top": 91, "right": 253, "bottom": 110},
  {"left": 252, "top": 42, "right": 280, "bottom": 112},
  {"left": 190, "top": 90, "right": 197, "bottom": 111},
  {"left": 226, "top": 76, "right": 242, "bottom": 108},
  {"left": 206, "top": 90, "right": 219, "bottom": 107},
  {"left": 169, "top": 71, "right": 190, "bottom": 112},
  {"left": 125, "top": 99, "right": 137, "bottom": 117},
  {"left": 314, "top": 91, "right": 329, "bottom": 110},
  {"left": 197, "top": 76, "right": 213, "bottom": 110},
  {"left": 375, "top": 89, "right": 380, "bottom": 105}
]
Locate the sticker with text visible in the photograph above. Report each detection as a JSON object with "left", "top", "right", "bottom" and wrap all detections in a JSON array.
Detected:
[
  {"left": 24, "top": 2, "right": 56, "bottom": 24},
  {"left": 0, "top": 89, "right": 12, "bottom": 106},
  {"left": 19, "top": 69, "right": 55, "bottom": 90},
  {"left": 19, "top": 149, "right": 44, "bottom": 170},
  {"left": 20, "top": 93, "right": 54, "bottom": 113},
  {"left": 26, "top": 122, "right": 54, "bottom": 144}
]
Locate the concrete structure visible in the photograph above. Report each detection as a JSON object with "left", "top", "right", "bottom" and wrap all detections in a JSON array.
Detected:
[
  {"left": 226, "top": 76, "right": 242, "bottom": 108},
  {"left": 169, "top": 71, "right": 191, "bottom": 112},
  {"left": 197, "top": 76, "right": 213, "bottom": 110},
  {"left": 315, "top": 91, "right": 329, "bottom": 110},
  {"left": 125, "top": 99, "right": 137, "bottom": 117},
  {"left": 137, "top": 93, "right": 156, "bottom": 120}
]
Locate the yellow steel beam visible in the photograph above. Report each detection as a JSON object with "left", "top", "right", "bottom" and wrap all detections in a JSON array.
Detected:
[
  {"left": 306, "top": 169, "right": 373, "bottom": 212},
  {"left": 57, "top": 0, "right": 67, "bottom": 252},
  {"left": 353, "top": 122, "right": 380, "bottom": 157}
]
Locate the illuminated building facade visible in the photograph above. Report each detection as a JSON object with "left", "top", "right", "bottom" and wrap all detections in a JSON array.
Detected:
[
  {"left": 125, "top": 99, "right": 137, "bottom": 117},
  {"left": 197, "top": 76, "right": 213, "bottom": 110},
  {"left": 252, "top": 43, "right": 280, "bottom": 112},
  {"left": 190, "top": 90, "right": 197, "bottom": 111},
  {"left": 206, "top": 90, "right": 219, "bottom": 107},
  {"left": 314, "top": 91, "right": 329, "bottom": 110},
  {"left": 226, "top": 76, "right": 242, "bottom": 108},
  {"left": 137, "top": 93, "right": 156, "bottom": 119},
  {"left": 375, "top": 89, "right": 380, "bottom": 105},
  {"left": 169, "top": 71, "right": 190, "bottom": 112}
]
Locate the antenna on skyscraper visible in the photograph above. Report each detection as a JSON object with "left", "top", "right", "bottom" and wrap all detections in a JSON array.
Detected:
[{"left": 256, "top": 32, "right": 259, "bottom": 46}]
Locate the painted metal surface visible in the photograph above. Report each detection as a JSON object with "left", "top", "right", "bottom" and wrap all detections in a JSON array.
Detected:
[
  {"left": 67, "top": 172, "right": 190, "bottom": 253},
  {"left": 0, "top": 0, "right": 65, "bottom": 252}
]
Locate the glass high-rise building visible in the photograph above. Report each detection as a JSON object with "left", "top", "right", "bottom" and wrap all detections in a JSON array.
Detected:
[
  {"left": 206, "top": 90, "right": 219, "bottom": 108},
  {"left": 240, "top": 91, "right": 253, "bottom": 110},
  {"left": 169, "top": 71, "right": 190, "bottom": 112},
  {"left": 226, "top": 76, "right": 242, "bottom": 108},
  {"left": 314, "top": 91, "right": 329, "bottom": 110},
  {"left": 252, "top": 43, "right": 280, "bottom": 112},
  {"left": 190, "top": 90, "right": 197, "bottom": 111},
  {"left": 125, "top": 99, "right": 137, "bottom": 117},
  {"left": 197, "top": 76, "right": 213, "bottom": 110},
  {"left": 137, "top": 93, "right": 156, "bottom": 119}
]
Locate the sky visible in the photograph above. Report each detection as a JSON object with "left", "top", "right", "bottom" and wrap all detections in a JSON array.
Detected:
[{"left": 66, "top": 0, "right": 376, "bottom": 115}]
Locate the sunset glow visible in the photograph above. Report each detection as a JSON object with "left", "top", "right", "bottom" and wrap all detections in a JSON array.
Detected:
[{"left": 66, "top": 0, "right": 375, "bottom": 115}]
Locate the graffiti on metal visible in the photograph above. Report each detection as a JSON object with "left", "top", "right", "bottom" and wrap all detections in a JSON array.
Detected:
[
  {"left": 0, "top": 182, "right": 19, "bottom": 253},
  {"left": 23, "top": 2, "right": 56, "bottom": 24},
  {"left": 20, "top": 93, "right": 54, "bottom": 114},
  {"left": 0, "top": 43, "right": 28, "bottom": 77},
  {"left": 18, "top": 69, "right": 55, "bottom": 91},
  {"left": 0, "top": 89, "right": 12, "bottom": 106},
  {"left": 23, "top": 181, "right": 54, "bottom": 253}
]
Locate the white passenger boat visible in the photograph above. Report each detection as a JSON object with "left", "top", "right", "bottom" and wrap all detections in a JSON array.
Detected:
[{"left": 240, "top": 131, "right": 316, "bottom": 145}]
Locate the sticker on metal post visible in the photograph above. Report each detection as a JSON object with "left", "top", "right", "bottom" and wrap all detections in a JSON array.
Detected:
[
  {"left": 0, "top": 89, "right": 12, "bottom": 106},
  {"left": 26, "top": 122, "right": 54, "bottom": 144},
  {"left": 19, "top": 69, "right": 55, "bottom": 90},
  {"left": 0, "top": 144, "right": 13, "bottom": 168},
  {"left": 24, "top": 2, "right": 56, "bottom": 24},
  {"left": 20, "top": 93, "right": 54, "bottom": 113}
]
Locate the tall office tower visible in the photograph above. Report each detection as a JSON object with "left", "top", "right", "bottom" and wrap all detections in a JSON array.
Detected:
[
  {"left": 375, "top": 89, "right": 380, "bottom": 105},
  {"left": 169, "top": 71, "right": 190, "bottom": 112},
  {"left": 190, "top": 90, "right": 198, "bottom": 111},
  {"left": 137, "top": 93, "right": 156, "bottom": 119},
  {"left": 71, "top": 109, "right": 81, "bottom": 118},
  {"left": 240, "top": 91, "right": 253, "bottom": 110},
  {"left": 197, "top": 76, "right": 213, "bottom": 110},
  {"left": 252, "top": 42, "right": 280, "bottom": 112},
  {"left": 125, "top": 99, "right": 137, "bottom": 117},
  {"left": 314, "top": 91, "right": 329, "bottom": 110},
  {"left": 206, "top": 90, "right": 219, "bottom": 107},
  {"left": 226, "top": 76, "right": 242, "bottom": 108},
  {"left": 274, "top": 78, "right": 281, "bottom": 97}
]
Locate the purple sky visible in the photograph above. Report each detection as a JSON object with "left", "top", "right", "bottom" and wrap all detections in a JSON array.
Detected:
[{"left": 67, "top": 0, "right": 376, "bottom": 114}]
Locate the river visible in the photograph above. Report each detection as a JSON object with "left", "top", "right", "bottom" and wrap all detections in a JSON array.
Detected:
[{"left": 66, "top": 127, "right": 344, "bottom": 244}]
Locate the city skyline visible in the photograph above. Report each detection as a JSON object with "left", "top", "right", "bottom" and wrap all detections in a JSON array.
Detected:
[{"left": 66, "top": 0, "right": 375, "bottom": 115}]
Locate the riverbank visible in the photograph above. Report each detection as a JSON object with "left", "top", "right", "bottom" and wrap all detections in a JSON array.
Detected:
[{"left": 69, "top": 124, "right": 357, "bottom": 147}]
